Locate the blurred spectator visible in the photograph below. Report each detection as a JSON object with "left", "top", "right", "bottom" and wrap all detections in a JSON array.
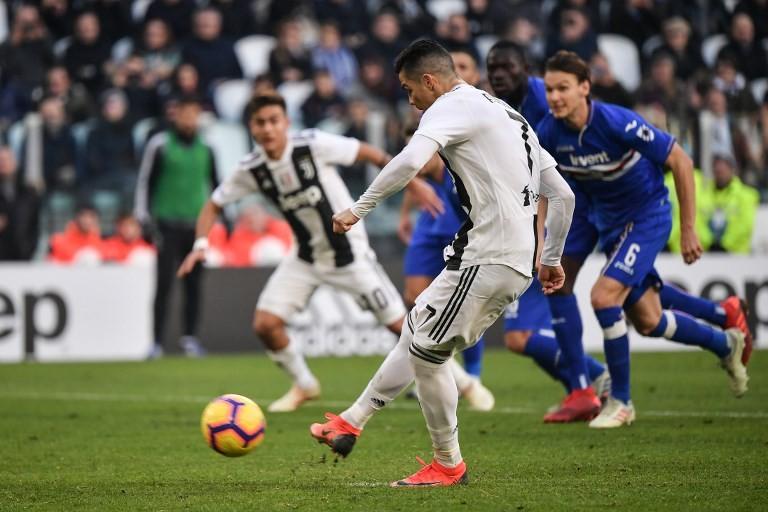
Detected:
[
  {"left": 63, "top": 11, "right": 112, "bottom": 96},
  {"left": 712, "top": 54, "right": 759, "bottom": 115},
  {"left": 664, "top": 166, "right": 712, "bottom": 253},
  {"left": 466, "top": 0, "right": 504, "bottom": 37},
  {"left": 717, "top": 12, "right": 768, "bottom": 81},
  {"left": 181, "top": 7, "right": 243, "bottom": 95},
  {"left": 101, "top": 213, "right": 156, "bottom": 264},
  {"left": 79, "top": 0, "right": 133, "bottom": 44},
  {"left": 134, "top": 96, "right": 216, "bottom": 358},
  {"left": 351, "top": 53, "right": 402, "bottom": 107},
  {"left": 300, "top": 70, "right": 347, "bottom": 128},
  {"left": 136, "top": 19, "right": 181, "bottom": 85},
  {"left": 49, "top": 203, "right": 102, "bottom": 264},
  {"left": 83, "top": 89, "right": 137, "bottom": 205},
  {"left": 339, "top": 98, "right": 370, "bottom": 197},
  {"left": 439, "top": 14, "right": 478, "bottom": 62},
  {"left": 269, "top": 18, "right": 313, "bottom": 84},
  {"left": 0, "top": 146, "right": 40, "bottom": 260},
  {"left": 144, "top": 0, "right": 196, "bottom": 42},
  {"left": 547, "top": 0, "right": 601, "bottom": 34},
  {"left": 0, "top": 4, "right": 54, "bottom": 110},
  {"left": 45, "top": 65, "right": 96, "bottom": 124},
  {"left": 311, "top": 21, "right": 358, "bottom": 96},
  {"left": 312, "top": 0, "right": 370, "bottom": 45},
  {"left": 380, "top": 1, "right": 435, "bottom": 40},
  {"left": 109, "top": 55, "right": 162, "bottom": 122},
  {"left": 734, "top": 0, "right": 768, "bottom": 41},
  {"left": 358, "top": 11, "right": 407, "bottom": 67},
  {"left": 39, "top": 0, "right": 74, "bottom": 41},
  {"left": 761, "top": 90, "right": 768, "bottom": 189},
  {"left": 705, "top": 154, "right": 759, "bottom": 253},
  {"left": 20, "top": 95, "right": 78, "bottom": 194},
  {"left": 606, "top": 0, "right": 661, "bottom": 49},
  {"left": 545, "top": 8, "right": 598, "bottom": 61},
  {"left": 225, "top": 205, "right": 292, "bottom": 267},
  {"left": 653, "top": 16, "right": 705, "bottom": 81},
  {"left": 636, "top": 51, "right": 694, "bottom": 149},
  {"left": 501, "top": 16, "right": 546, "bottom": 67},
  {"left": 158, "top": 63, "right": 210, "bottom": 111},
  {"left": 589, "top": 52, "right": 634, "bottom": 107},
  {"left": 209, "top": 0, "right": 258, "bottom": 38},
  {"left": 698, "top": 87, "right": 757, "bottom": 177}
]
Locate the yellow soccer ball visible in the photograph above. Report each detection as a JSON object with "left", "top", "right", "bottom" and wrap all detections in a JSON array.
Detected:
[{"left": 201, "top": 394, "right": 266, "bottom": 457}]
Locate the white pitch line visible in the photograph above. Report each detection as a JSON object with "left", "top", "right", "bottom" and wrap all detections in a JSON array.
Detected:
[{"left": 0, "top": 390, "right": 766, "bottom": 419}]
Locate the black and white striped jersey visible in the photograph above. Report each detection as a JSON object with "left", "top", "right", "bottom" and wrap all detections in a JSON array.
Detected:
[{"left": 211, "top": 129, "right": 371, "bottom": 268}]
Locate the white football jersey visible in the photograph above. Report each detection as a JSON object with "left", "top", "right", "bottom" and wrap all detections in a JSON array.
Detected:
[
  {"left": 212, "top": 129, "right": 372, "bottom": 268},
  {"left": 414, "top": 84, "right": 557, "bottom": 276}
]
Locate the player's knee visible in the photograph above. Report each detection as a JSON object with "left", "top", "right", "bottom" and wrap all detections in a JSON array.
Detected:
[
  {"left": 633, "top": 310, "right": 663, "bottom": 337},
  {"left": 505, "top": 330, "right": 531, "bottom": 353},
  {"left": 591, "top": 288, "right": 617, "bottom": 311},
  {"left": 253, "top": 312, "right": 283, "bottom": 340}
]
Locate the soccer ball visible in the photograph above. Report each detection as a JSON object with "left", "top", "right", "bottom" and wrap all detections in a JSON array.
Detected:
[{"left": 201, "top": 394, "right": 266, "bottom": 457}]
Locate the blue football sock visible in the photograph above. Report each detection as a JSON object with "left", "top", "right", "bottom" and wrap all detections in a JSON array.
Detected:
[
  {"left": 595, "top": 306, "right": 631, "bottom": 403},
  {"left": 659, "top": 284, "right": 726, "bottom": 328},
  {"left": 548, "top": 294, "right": 590, "bottom": 390},
  {"left": 649, "top": 310, "right": 730, "bottom": 358},
  {"left": 462, "top": 337, "right": 484, "bottom": 377},
  {"left": 523, "top": 331, "right": 570, "bottom": 391},
  {"left": 585, "top": 355, "right": 606, "bottom": 382}
]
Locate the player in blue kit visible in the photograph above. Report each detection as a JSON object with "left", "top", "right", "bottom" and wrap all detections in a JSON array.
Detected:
[
  {"left": 486, "top": 41, "right": 610, "bottom": 416},
  {"left": 536, "top": 51, "right": 753, "bottom": 428},
  {"left": 398, "top": 48, "right": 495, "bottom": 410}
]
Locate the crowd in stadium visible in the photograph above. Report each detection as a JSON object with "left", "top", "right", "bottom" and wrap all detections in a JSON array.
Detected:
[{"left": 0, "top": 0, "right": 765, "bottom": 263}]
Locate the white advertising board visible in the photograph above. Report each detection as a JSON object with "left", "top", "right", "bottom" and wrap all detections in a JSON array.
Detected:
[{"left": 0, "top": 264, "right": 153, "bottom": 362}]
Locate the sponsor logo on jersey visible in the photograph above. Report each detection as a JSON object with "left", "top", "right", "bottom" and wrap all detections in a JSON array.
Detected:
[
  {"left": 569, "top": 151, "right": 611, "bottom": 167},
  {"left": 636, "top": 124, "right": 655, "bottom": 142},
  {"left": 278, "top": 185, "right": 323, "bottom": 211},
  {"left": 297, "top": 156, "right": 316, "bottom": 180}
]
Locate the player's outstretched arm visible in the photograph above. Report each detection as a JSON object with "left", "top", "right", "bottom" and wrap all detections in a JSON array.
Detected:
[
  {"left": 355, "top": 141, "right": 444, "bottom": 217},
  {"left": 666, "top": 143, "right": 702, "bottom": 265},
  {"left": 334, "top": 135, "right": 440, "bottom": 234},
  {"left": 177, "top": 199, "right": 223, "bottom": 277},
  {"left": 537, "top": 165, "right": 575, "bottom": 294}
]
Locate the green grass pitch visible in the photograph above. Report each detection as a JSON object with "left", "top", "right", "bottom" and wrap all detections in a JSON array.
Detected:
[{"left": 0, "top": 350, "right": 766, "bottom": 511}]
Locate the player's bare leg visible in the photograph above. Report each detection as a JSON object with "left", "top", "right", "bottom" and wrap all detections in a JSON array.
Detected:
[{"left": 254, "top": 309, "right": 320, "bottom": 412}]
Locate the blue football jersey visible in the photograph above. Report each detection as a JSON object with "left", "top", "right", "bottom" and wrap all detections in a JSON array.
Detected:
[
  {"left": 535, "top": 101, "right": 675, "bottom": 237},
  {"left": 520, "top": 76, "right": 549, "bottom": 127},
  {"left": 411, "top": 167, "right": 465, "bottom": 241}
]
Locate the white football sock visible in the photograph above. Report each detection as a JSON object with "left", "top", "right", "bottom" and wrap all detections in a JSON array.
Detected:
[
  {"left": 267, "top": 340, "right": 318, "bottom": 390},
  {"left": 448, "top": 357, "right": 473, "bottom": 393},
  {"left": 412, "top": 357, "right": 462, "bottom": 468},
  {"left": 341, "top": 329, "right": 414, "bottom": 429}
]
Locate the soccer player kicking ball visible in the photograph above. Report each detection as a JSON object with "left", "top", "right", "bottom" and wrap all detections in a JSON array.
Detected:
[
  {"left": 311, "top": 39, "right": 575, "bottom": 487},
  {"left": 177, "top": 93, "right": 449, "bottom": 413},
  {"left": 535, "top": 51, "right": 751, "bottom": 429}
]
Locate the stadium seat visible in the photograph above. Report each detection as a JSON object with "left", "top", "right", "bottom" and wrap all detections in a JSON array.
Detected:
[
  {"left": 131, "top": 0, "right": 152, "bottom": 23},
  {"left": 277, "top": 80, "right": 314, "bottom": 128},
  {"left": 750, "top": 78, "right": 767, "bottom": 104},
  {"left": 132, "top": 117, "right": 157, "bottom": 159},
  {"left": 641, "top": 34, "right": 663, "bottom": 59},
  {"left": 213, "top": 79, "right": 252, "bottom": 122},
  {"left": 426, "top": 0, "right": 466, "bottom": 20},
  {"left": 235, "top": 35, "right": 277, "bottom": 79},
  {"left": 7, "top": 119, "right": 24, "bottom": 157},
  {"left": 475, "top": 34, "right": 498, "bottom": 66},
  {"left": 52, "top": 36, "right": 71, "bottom": 59},
  {"left": 202, "top": 121, "right": 251, "bottom": 181},
  {"left": 111, "top": 37, "right": 133, "bottom": 64},
  {"left": 702, "top": 34, "right": 728, "bottom": 68},
  {"left": 597, "top": 34, "right": 641, "bottom": 92}
]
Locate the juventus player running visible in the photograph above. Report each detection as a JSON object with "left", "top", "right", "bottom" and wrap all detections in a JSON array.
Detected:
[
  {"left": 178, "top": 93, "right": 445, "bottom": 413},
  {"left": 311, "top": 40, "right": 575, "bottom": 487}
]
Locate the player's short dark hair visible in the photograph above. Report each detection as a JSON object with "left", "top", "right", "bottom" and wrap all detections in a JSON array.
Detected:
[
  {"left": 245, "top": 93, "right": 287, "bottom": 120},
  {"left": 545, "top": 50, "right": 591, "bottom": 83},
  {"left": 487, "top": 40, "right": 528, "bottom": 66},
  {"left": 394, "top": 39, "right": 456, "bottom": 79}
]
